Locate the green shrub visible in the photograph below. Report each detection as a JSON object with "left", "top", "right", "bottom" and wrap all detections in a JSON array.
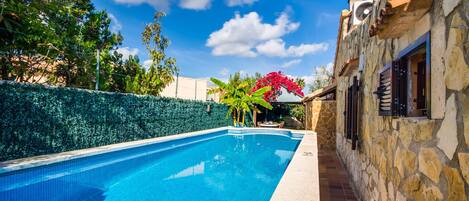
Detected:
[{"left": 0, "top": 81, "right": 230, "bottom": 161}]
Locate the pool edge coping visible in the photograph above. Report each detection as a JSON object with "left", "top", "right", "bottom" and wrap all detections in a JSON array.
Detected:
[
  {"left": 270, "top": 131, "right": 320, "bottom": 201},
  {"left": 0, "top": 127, "right": 308, "bottom": 175}
]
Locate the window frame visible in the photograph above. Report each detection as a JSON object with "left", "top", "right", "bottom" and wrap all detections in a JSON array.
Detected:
[
  {"left": 376, "top": 32, "right": 431, "bottom": 118},
  {"left": 398, "top": 32, "right": 431, "bottom": 118}
]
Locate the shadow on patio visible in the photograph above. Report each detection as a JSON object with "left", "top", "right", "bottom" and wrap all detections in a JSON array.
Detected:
[{"left": 318, "top": 149, "right": 357, "bottom": 201}]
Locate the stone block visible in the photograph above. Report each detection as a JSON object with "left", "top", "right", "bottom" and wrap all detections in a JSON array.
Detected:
[
  {"left": 458, "top": 153, "right": 469, "bottom": 184},
  {"left": 444, "top": 13, "right": 469, "bottom": 91},
  {"left": 443, "top": 0, "right": 462, "bottom": 16},
  {"left": 398, "top": 124, "right": 414, "bottom": 148},
  {"left": 443, "top": 166, "right": 467, "bottom": 201},
  {"left": 402, "top": 175, "right": 422, "bottom": 198},
  {"left": 395, "top": 146, "right": 417, "bottom": 177},
  {"left": 378, "top": 175, "right": 388, "bottom": 201},
  {"left": 396, "top": 191, "right": 406, "bottom": 201},
  {"left": 422, "top": 185, "right": 443, "bottom": 201},
  {"left": 391, "top": 168, "right": 402, "bottom": 187},
  {"left": 436, "top": 94, "right": 458, "bottom": 160},
  {"left": 388, "top": 182, "right": 395, "bottom": 201},
  {"left": 418, "top": 148, "right": 442, "bottom": 183},
  {"left": 415, "top": 121, "right": 434, "bottom": 142}
]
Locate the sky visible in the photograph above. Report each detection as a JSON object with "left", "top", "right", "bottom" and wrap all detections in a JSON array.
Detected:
[{"left": 92, "top": 0, "right": 348, "bottom": 91}]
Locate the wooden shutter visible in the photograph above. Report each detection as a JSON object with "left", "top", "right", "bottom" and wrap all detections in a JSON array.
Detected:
[
  {"left": 376, "top": 61, "right": 408, "bottom": 116},
  {"left": 343, "top": 91, "right": 348, "bottom": 136},
  {"left": 376, "top": 64, "right": 393, "bottom": 116},
  {"left": 351, "top": 77, "right": 359, "bottom": 150},
  {"left": 394, "top": 59, "right": 408, "bottom": 116},
  {"left": 346, "top": 86, "right": 353, "bottom": 139}
]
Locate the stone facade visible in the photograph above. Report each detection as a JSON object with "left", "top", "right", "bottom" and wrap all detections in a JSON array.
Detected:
[
  {"left": 305, "top": 100, "right": 336, "bottom": 150},
  {"left": 334, "top": 0, "right": 469, "bottom": 200}
]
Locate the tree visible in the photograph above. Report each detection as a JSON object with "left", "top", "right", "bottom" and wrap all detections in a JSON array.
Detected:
[
  {"left": 208, "top": 71, "right": 262, "bottom": 101},
  {"left": 0, "top": 1, "right": 121, "bottom": 89},
  {"left": 308, "top": 65, "right": 333, "bottom": 93},
  {"left": 252, "top": 71, "right": 304, "bottom": 102},
  {"left": 101, "top": 52, "right": 141, "bottom": 92},
  {"left": 289, "top": 104, "right": 305, "bottom": 122},
  {"left": 53, "top": 10, "right": 122, "bottom": 88},
  {"left": 295, "top": 77, "right": 306, "bottom": 89},
  {"left": 126, "top": 12, "right": 178, "bottom": 96},
  {"left": 210, "top": 77, "right": 272, "bottom": 126},
  {"left": 0, "top": 0, "right": 61, "bottom": 81}
]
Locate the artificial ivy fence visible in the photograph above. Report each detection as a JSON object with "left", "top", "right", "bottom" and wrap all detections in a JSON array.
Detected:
[{"left": 0, "top": 81, "right": 230, "bottom": 161}]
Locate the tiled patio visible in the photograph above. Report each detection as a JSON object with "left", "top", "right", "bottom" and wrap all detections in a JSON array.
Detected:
[{"left": 318, "top": 150, "right": 357, "bottom": 201}]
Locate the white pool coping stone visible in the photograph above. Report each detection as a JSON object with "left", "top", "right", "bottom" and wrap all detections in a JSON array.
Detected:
[
  {"left": 271, "top": 131, "right": 320, "bottom": 201},
  {"left": 0, "top": 127, "right": 319, "bottom": 201}
]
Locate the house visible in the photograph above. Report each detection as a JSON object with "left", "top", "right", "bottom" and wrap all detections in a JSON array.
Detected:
[
  {"left": 160, "top": 76, "right": 208, "bottom": 101},
  {"left": 306, "top": 0, "right": 469, "bottom": 200}
]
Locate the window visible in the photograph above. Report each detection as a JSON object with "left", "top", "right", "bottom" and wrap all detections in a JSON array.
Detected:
[
  {"left": 344, "top": 76, "right": 360, "bottom": 150},
  {"left": 375, "top": 32, "right": 430, "bottom": 118}
]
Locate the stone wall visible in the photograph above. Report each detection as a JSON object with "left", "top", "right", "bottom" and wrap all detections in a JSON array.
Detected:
[
  {"left": 335, "top": 0, "right": 469, "bottom": 200},
  {"left": 305, "top": 100, "right": 336, "bottom": 150}
]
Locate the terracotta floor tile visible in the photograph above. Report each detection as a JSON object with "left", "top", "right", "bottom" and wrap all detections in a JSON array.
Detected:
[{"left": 318, "top": 149, "right": 358, "bottom": 201}]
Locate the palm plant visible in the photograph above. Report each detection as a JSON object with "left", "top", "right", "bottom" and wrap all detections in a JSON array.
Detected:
[
  {"left": 210, "top": 78, "right": 272, "bottom": 127},
  {"left": 208, "top": 72, "right": 262, "bottom": 101}
]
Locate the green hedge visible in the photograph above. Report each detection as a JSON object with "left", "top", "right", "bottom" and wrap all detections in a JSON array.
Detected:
[{"left": 0, "top": 81, "right": 231, "bottom": 161}]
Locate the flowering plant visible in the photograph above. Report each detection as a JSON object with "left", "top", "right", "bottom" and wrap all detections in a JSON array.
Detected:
[{"left": 251, "top": 71, "right": 304, "bottom": 102}]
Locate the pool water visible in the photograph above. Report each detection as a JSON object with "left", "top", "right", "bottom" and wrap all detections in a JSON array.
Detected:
[{"left": 0, "top": 130, "right": 301, "bottom": 201}]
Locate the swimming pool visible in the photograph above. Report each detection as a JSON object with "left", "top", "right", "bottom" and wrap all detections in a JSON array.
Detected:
[{"left": 0, "top": 129, "right": 303, "bottom": 201}]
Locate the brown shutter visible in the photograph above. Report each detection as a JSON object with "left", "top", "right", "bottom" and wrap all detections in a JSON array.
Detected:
[
  {"left": 346, "top": 86, "right": 353, "bottom": 139},
  {"left": 376, "top": 64, "right": 393, "bottom": 116},
  {"left": 351, "top": 77, "right": 359, "bottom": 150},
  {"left": 343, "top": 91, "right": 348, "bottom": 136},
  {"left": 394, "top": 59, "right": 408, "bottom": 116},
  {"left": 376, "top": 60, "right": 408, "bottom": 117}
]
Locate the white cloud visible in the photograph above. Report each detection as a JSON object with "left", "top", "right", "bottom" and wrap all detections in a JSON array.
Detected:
[
  {"left": 256, "top": 39, "right": 329, "bottom": 57},
  {"left": 115, "top": 47, "right": 139, "bottom": 60},
  {"left": 287, "top": 42, "right": 329, "bottom": 57},
  {"left": 255, "top": 39, "right": 288, "bottom": 57},
  {"left": 219, "top": 68, "right": 230, "bottom": 76},
  {"left": 113, "top": 0, "right": 170, "bottom": 11},
  {"left": 211, "top": 43, "right": 257, "bottom": 57},
  {"left": 143, "top": 59, "right": 153, "bottom": 69},
  {"left": 179, "top": 0, "right": 212, "bottom": 10},
  {"left": 281, "top": 59, "right": 302, "bottom": 68},
  {"left": 206, "top": 11, "right": 300, "bottom": 57},
  {"left": 108, "top": 13, "right": 122, "bottom": 33},
  {"left": 226, "top": 0, "right": 258, "bottom": 7}
]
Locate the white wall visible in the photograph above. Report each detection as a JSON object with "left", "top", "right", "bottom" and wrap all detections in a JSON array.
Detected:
[{"left": 160, "top": 76, "right": 208, "bottom": 101}]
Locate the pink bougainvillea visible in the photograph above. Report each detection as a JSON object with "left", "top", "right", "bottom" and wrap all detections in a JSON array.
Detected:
[{"left": 252, "top": 71, "right": 304, "bottom": 102}]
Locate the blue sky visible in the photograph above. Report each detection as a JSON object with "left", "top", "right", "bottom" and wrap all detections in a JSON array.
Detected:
[{"left": 92, "top": 0, "right": 347, "bottom": 86}]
